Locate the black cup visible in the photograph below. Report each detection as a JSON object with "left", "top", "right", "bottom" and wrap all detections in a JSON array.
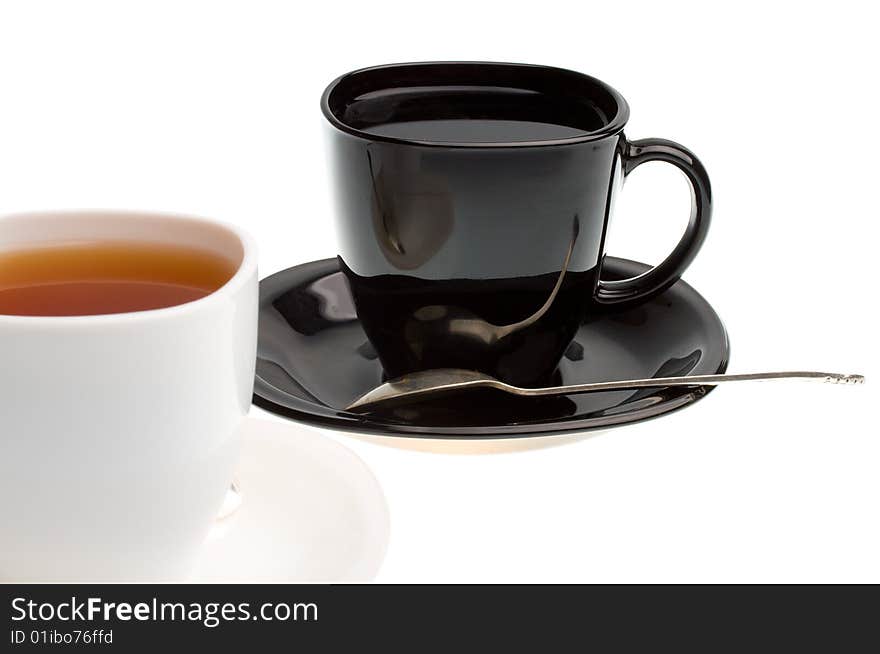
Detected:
[{"left": 321, "top": 62, "right": 711, "bottom": 387}]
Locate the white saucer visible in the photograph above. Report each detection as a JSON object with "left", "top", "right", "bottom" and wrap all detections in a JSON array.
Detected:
[{"left": 189, "top": 418, "right": 389, "bottom": 582}]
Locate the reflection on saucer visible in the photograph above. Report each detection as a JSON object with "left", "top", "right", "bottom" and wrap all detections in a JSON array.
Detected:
[{"left": 190, "top": 418, "right": 389, "bottom": 582}]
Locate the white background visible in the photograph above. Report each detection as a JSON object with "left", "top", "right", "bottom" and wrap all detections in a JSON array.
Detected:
[{"left": 1, "top": 1, "right": 876, "bottom": 582}]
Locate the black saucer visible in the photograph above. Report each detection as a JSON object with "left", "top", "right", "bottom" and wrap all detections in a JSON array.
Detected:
[{"left": 254, "top": 258, "right": 729, "bottom": 438}]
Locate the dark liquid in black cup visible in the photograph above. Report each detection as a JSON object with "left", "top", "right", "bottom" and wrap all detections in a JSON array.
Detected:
[
  {"left": 364, "top": 119, "right": 591, "bottom": 143},
  {"left": 348, "top": 85, "right": 608, "bottom": 144}
]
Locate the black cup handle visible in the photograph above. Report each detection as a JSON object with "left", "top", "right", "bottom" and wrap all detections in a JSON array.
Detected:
[{"left": 596, "top": 137, "right": 712, "bottom": 307}]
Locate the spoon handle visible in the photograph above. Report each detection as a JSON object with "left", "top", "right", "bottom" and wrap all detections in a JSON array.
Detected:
[{"left": 514, "top": 371, "right": 865, "bottom": 397}]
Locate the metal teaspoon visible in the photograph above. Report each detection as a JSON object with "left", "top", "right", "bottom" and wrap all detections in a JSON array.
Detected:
[{"left": 345, "top": 368, "right": 865, "bottom": 412}]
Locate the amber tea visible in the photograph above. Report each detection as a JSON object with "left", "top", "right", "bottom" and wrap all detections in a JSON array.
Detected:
[{"left": 0, "top": 241, "right": 236, "bottom": 316}]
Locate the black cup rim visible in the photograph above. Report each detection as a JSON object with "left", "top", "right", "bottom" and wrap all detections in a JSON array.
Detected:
[{"left": 320, "top": 61, "right": 630, "bottom": 149}]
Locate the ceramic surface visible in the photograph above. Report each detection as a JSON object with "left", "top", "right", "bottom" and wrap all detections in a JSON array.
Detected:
[
  {"left": 191, "top": 418, "right": 389, "bottom": 582},
  {"left": 322, "top": 62, "right": 712, "bottom": 386},
  {"left": 0, "top": 211, "right": 258, "bottom": 581},
  {"left": 254, "top": 257, "right": 729, "bottom": 438}
]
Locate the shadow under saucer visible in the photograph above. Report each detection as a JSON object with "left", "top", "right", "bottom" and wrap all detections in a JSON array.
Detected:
[{"left": 342, "top": 428, "right": 605, "bottom": 455}]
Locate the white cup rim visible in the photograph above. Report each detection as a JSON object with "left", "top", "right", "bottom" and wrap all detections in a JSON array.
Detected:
[{"left": 0, "top": 209, "right": 258, "bottom": 327}]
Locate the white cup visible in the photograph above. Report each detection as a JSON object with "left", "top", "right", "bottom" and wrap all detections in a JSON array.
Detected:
[{"left": 0, "top": 211, "right": 258, "bottom": 581}]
